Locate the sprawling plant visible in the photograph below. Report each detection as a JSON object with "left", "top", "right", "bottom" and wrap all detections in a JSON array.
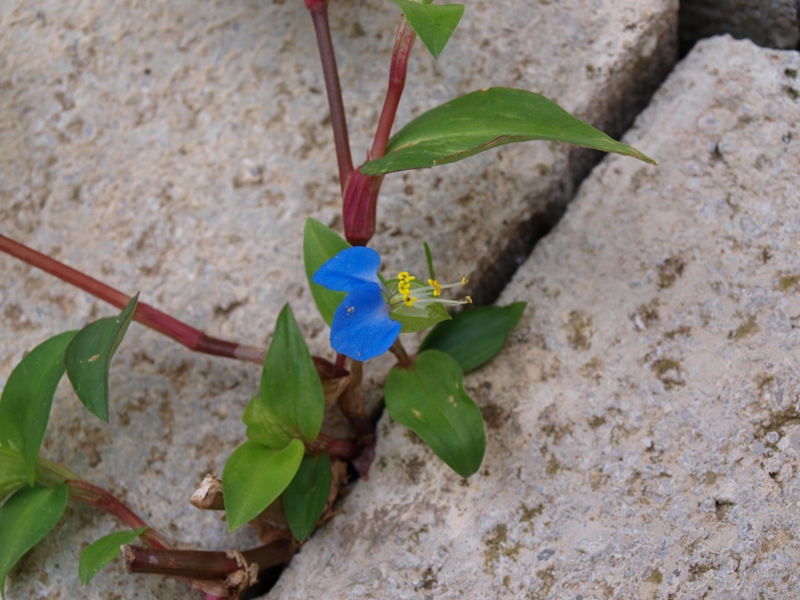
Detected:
[{"left": 0, "top": 0, "right": 653, "bottom": 597}]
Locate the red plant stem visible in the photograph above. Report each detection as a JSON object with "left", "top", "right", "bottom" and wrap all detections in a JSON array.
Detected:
[
  {"left": 308, "top": 433, "right": 360, "bottom": 459},
  {"left": 0, "top": 233, "right": 266, "bottom": 365},
  {"left": 123, "top": 541, "right": 292, "bottom": 579},
  {"left": 66, "top": 479, "right": 172, "bottom": 550},
  {"left": 334, "top": 352, "right": 348, "bottom": 376},
  {"left": 370, "top": 17, "right": 416, "bottom": 160},
  {"left": 389, "top": 338, "right": 413, "bottom": 369},
  {"left": 306, "top": 0, "right": 353, "bottom": 191}
]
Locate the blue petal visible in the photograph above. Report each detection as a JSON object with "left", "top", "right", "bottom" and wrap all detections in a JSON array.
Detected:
[
  {"left": 330, "top": 283, "right": 401, "bottom": 361},
  {"left": 313, "top": 247, "right": 382, "bottom": 293}
]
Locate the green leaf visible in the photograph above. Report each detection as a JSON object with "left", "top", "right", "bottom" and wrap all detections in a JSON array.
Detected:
[
  {"left": 423, "top": 241, "right": 436, "bottom": 280},
  {"left": 388, "top": 0, "right": 464, "bottom": 59},
  {"left": 0, "top": 330, "right": 78, "bottom": 484},
  {"left": 361, "top": 87, "right": 656, "bottom": 175},
  {"left": 385, "top": 350, "right": 485, "bottom": 477},
  {"left": 283, "top": 452, "right": 331, "bottom": 542},
  {"left": 391, "top": 301, "right": 450, "bottom": 333},
  {"left": 78, "top": 527, "right": 148, "bottom": 585},
  {"left": 242, "top": 395, "right": 294, "bottom": 449},
  {"left": 65, "top": 295, "right": 138, "bottom": 422},
  {"left": 222, "top": 439, "right": 304, "bottom": 531},
  {"left": 252, "top": 304, "right": 324, "bottom": 445},
  {"left": 0, "top": 449, "right": 27, "bottom": 503},
  {"left": 420, "top": 302, "right": 525, "bottom": 372},
  {"left": 304, "top": 218, "right": 351, "bottom": 326},
  {"left": 0, "top": 449, "right": 75, "bottom": 504},
  {"left": 0, "top": 450, "right": 76, "bottom": 505},
  {"left": 0, "top": 483, "right": 68, "bottom": 599}
]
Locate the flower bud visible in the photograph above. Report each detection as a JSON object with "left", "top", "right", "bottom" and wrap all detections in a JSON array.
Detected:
[{"left": 343, "top": 166, "right": 384, "bottom": 247}]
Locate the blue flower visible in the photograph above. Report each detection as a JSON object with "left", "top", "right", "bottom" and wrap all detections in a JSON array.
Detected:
[{"left": 313, "top": 247, "right": 470, "bottom": 361}]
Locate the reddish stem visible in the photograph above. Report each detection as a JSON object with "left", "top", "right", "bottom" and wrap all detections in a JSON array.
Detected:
[
  {"left": 123, "top": 541, "right": 292, "bottom": 579},
  {"left": 334, "top": 352, "right": 348, "bottom": 377},
  {"left": 66, "top": 479, "right": 171, "bottom": 550},
  {"left": 306, "top": 0, "right": 354, "bottom": 191},
  {"left": 370, "top": 17, "right": 416, "bottom": 160},
  {"left": 0, "top": 233, "right": 266, "bottom": 364},
  {"left": 389, "top": 338, "right": 413, "bottom": 369},
  {"left": 308, "top": 433, "right": 360, "bottom": 460}
]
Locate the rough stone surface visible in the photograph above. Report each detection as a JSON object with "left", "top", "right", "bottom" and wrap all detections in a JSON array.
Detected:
[
  {"left": 680, "top": 0, "right": 800, "bottom": 50},
  {"left": 268, "top": 36, "right": 800, "bottom": 599},
  {"left": 0, "top": 0, "right": 676, "bottom": 598}
]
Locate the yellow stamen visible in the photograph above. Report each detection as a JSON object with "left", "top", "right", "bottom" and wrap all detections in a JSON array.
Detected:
[
  {"left": 465, "top": 295, "right": 473, "bottom": 304},
  {"left": 397, "top": 271, "right": 416, "bottom": 284},
  {"left": 460, "top": 275, "right": 468, "bottom": 286},
  {"left": 427, "top": 279, "right": 441, "bottom": 297},
  {"left": 403, "top": 295, "right": 417, "bottom": 307}
]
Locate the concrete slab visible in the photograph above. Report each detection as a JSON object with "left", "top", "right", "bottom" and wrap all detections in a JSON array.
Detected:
[{"left": 0, "top": 0, "right": 676, "bottom": 597}]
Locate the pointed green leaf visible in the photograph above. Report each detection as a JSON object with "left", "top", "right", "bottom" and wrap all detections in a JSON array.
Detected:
[
  {"left": 64, "top": 295, "right": 138, "bottom": 422},
  {"left": 420, "top": 302, "right": 525, "bottom": 372},
  {"left": 0, "top": 330, "right": 78, "bottom": 484},
  {"left": 304, "top": 218, "right": 351, "bottom": 326},
  {"left": 283, "top": 452, "right": 331, "bottom": 542},
  {"left": 78, "top": 526, "right": 148, "bottom": 585},
  {"left": 222, "top": 439, "right": 304, "bottom": 531},
  {"left": 385, "top": 350, "right": 485, "bottom": 477},
  {"left": 0, "top": 483, "right": 68, "bottom": 599},
  {"left": 388, "top": 0, "right": 464, "bottom": 59},
  {"left": 423, "top": 242, "right": 436, "bottom": 280},
  {"left": 252, "top": 305, "right": 324, "bottom": 445},
  {"left": 361, "top": 87, "right": 656, "bottom": 175}
]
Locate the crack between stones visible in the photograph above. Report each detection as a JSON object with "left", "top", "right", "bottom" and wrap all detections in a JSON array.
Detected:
[{"left": 471, "top": 25, "right": 678, "bottom": 307}]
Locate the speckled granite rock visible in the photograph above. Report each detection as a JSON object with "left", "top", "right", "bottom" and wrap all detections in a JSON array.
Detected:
[
  {"left": 268, "top": 36, "right": 800, "bottom": 599},
  {"left": 0, "top": 0, "right": 676, "bottom": 597},
  {"left": 680, "top": 0, "right": 799, "bottom": 50}
]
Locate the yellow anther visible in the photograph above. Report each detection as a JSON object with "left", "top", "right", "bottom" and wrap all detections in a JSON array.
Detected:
[
  {"left": 428, "top": 279, "right": 441, "bottom": 297},
  {"left": 397, "top": 271, "right": 416, "bottom": 283},
  {"left": 465, "top": 295, "right": 473, "bottom": 304},
  {"left": 403, "top": 295, "right": 418, "bottom": 307},
  {"left": 460, "top": 275, "right": 469, "bottom": 286}
]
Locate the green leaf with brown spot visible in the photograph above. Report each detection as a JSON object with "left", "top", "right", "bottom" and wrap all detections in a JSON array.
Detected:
[
  {"left": 385, "top": 350, "right": 485, "bottom": 477},
  {"left": 65, "top": 294, "right": 138, "bottom": 422}
]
